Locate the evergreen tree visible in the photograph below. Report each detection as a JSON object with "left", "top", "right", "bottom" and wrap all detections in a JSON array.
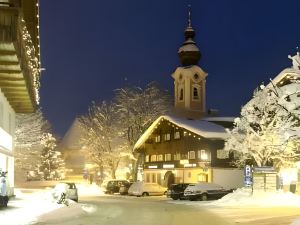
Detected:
[{"left": 40, "top": 133, "right": 65, "bottom": 180}]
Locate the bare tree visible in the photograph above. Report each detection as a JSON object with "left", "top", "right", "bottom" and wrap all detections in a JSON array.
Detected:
[
  {"left": 114, "top": 82, "right": 172, "bottom": 179},
  {"left": 79, "top": 101, "right": 129, "bottom": 179}
]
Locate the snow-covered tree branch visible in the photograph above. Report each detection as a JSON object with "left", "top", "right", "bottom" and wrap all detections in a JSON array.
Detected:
[
  {"left": 14, "top": 109, "right": 50, "bottom": 178},
  {"left": 78, "top": 101, "right": 130, "bottom": 179},
  {"left": 225, "top": 67, "right": 300, "bottom": 169}
]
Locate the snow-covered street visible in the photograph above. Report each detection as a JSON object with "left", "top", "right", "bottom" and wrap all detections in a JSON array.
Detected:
[{"left": 2, "top": 184, "right": 300, "bottom": 225}]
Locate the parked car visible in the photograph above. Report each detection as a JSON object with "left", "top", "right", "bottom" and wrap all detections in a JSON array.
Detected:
[
  {"left": 119, "top": 182, "right": 133, "bottom": 195},
  {"left": 183, "top": 182, "right": 233, "bottom": 201},
  {"left": 52, "top": 182, "right": 78, "bottom": 202},
  {"left": 167, "top": 183, "right": 192, "bottom": 200},
  {"left": 101, "top": 179, "right": 129, "bottom": 194},
  {"left": 128, "top": 181, "right": 167, "bottom": 197}
]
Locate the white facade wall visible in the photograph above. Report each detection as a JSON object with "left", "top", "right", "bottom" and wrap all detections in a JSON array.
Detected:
[
  {"left": 212, "top": 168, "right": 244, "bottom": 189},
  {"left": 0, "top": 88, "right": 15, "bottom": 192}
]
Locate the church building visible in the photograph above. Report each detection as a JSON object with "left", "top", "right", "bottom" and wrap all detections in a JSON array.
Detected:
[{"left": 133, "top": 10, "right": 244, "bottom": 189}]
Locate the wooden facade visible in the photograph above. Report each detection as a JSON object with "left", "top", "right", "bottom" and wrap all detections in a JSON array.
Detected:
[{"left": 134, "top": 116, "right": 236, "bottom": 186}]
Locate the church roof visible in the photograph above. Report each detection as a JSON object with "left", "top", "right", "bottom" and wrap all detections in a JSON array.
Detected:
[{"left": 134, "top": 115, "right": 229, "bottom": 150}]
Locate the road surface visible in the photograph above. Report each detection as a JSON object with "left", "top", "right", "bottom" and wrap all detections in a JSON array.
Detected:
[{"left": 33, "top": 195, "right": 300, "bottom": 225}]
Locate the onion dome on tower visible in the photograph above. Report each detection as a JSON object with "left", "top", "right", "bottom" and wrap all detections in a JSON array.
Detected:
[{"left": 178, "top": 8, "right": 201, "bottom": 66}]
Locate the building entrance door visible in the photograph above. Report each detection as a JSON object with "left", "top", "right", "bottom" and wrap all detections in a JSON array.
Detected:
[{"left": 164, "top": 171, "right": 175, "bottom": 188}]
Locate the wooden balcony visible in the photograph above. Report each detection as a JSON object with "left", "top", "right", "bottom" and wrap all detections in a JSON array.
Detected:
[{"left": 0, "top": 4, "right": 40, "bottom": 113}]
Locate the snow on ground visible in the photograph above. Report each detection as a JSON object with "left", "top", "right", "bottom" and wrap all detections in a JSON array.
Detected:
[
  {"left": 0, "top": 184, "right": 103, "bottom": 225},
  {"left": 291, "top": 219, "right": 300, "bottom": 225},
  {"left": 210, "top": 188, "right": 300, "bottom": 207}
]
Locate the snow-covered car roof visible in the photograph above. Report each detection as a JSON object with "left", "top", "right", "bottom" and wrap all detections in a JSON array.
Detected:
[{"left": 134, "top": 115, "right": 229, "bottom": 150}]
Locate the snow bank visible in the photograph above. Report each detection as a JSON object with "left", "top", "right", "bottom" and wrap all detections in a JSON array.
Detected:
[
  {"left": 1, "top": 189, "right": 63, "bottom": 225},
  {"left": 291, "top": 219, "right": 300, "bottom": 225},
  {"left": 0, "top": 187, "right": 98, "bottom": 225},
  {"left": 210, "top": 188, "right": 300, "bottom": 207}
]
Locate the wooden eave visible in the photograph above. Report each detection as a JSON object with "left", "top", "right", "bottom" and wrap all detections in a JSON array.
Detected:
[{"left": 0, "top": 5, "right": 39, "bottom": 113}]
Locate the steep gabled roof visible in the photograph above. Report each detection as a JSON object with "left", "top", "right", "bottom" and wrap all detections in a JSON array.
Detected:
[{"left": 134, "top": 115, "right": 229, "bottom": 150}]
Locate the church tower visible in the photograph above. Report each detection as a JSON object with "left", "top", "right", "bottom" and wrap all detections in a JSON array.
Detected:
[{"left": 172, "top": 8, "right": 207, "bottom": 119}]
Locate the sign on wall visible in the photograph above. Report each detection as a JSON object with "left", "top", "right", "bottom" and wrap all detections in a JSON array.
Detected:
[{"left": 252, "top": 167, "right": 277, "bottom": 192}]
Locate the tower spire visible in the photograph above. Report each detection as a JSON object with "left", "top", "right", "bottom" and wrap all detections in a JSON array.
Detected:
[
  {"left": 178, "top": 6, "right": 201, "bottom": 66},
  {"left": 188, "top": 4, "right": 192, "bottom": 27}
]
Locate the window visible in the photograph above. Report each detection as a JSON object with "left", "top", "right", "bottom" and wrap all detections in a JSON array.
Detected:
[
  {"left": 174, "top": 153, "right": 181, "bottom": 160},
  {"left": 165, "top": 153, "right": 172, "bottom": 161},
  {"left": 150, "top": 155, "right": 157, "bottom": 162},
  {"left": 164, "top": 133, "right": 171, "bottom": 141},
  {"left": 217, "top": 149, "right": 229, "bottom": 159},
  {"left": 179, "top": 88, "right": 184, "bottom": 101},
  {"left": 157, "top": 173, "right": 162, "bottom": 185},
  {"left": 199, "top": 150, "right": 208, "bottom": 160},
  {"left": 188, "top": 151, "right": 195, "bottom": 159},
  {"left": 145, "top": 155, "right": 150, "bottom": 162},
  {"left": 192, "top": 84, "right": 201, "bottom": 101},
  {"left": 155, "top": 135, "right": 161, "bottom": 143},
  {"left": 181, "top": 153, "right": 188, "bottom": 160},
  {"left": 146, "top": 173, "right": 150, "bottom": 183},
  {"left": 157, "top": 154, "right": 164, "bottom": 161},
  {"left": 152, "top": 173, "right": 156, "bottom": 183},
  {"left": 174, "top": 131, "right": 180, "bottom": 139}
]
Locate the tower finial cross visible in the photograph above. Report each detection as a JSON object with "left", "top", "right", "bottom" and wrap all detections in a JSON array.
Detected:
[{"left": 188, "top": 4, "right": 192, "bottom": 27}]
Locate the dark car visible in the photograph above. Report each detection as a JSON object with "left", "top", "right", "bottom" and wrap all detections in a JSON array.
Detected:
[
  {"left": 184, "top": 182, "right": 233, "bottom": 201},
  {"left": 101, "top": 179, "right": 129, "bottom": 194},
  {"left": 119, "top": 182, "right": 133, "bottom": 195},
  {"left": 167, "top": 183, "right": 191, "bottom": 200}
]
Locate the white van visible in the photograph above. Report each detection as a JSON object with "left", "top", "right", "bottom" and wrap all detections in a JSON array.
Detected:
[{"left": 128, "top": 181, "right": 167, "bottom": 197}]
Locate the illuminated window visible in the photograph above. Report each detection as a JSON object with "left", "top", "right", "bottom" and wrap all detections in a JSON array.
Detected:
[
  {"left": 155, "top": 135, "right": 161, "bottom": 143},
  {"left": 188, "top": 151, "right": 195, "bottom": 159},
  {"left": 157, "top": 173, "right": 162, "bottom": 185},
  {"left": 174, "top": 131, "right": 180, "bottom": 139},
  {"left": 152, "top": 173, "right": 156, "bottom": 183},
  {"left": 164, "top": 133, "right": 171, "bottom": 141},
  {"left": 157, "top": 154, "right": 164, "bottom": 161},
  {"left": 145, "top": 155, "right": 150, "bottom": 162},
  {"left": 198, "top": 150, "right": 209, "bottom": 160},
  {"left": 165, "top": 153, "right": 172, "bottom": 161},
  {"left": 150, "top": 155, "right": 157, "bottom": 162},
  {"left": 174, "top": 153, "right": 181, "bottom": 160},
  {"left": 146, "top": 173, "right": 150, "bottom": 183}
]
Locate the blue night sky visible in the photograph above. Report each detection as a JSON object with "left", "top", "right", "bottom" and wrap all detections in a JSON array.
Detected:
[{"left": 39, "top": 0, "right": 300, "bottom": 137}]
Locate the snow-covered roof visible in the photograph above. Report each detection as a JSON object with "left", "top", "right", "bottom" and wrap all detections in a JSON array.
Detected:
[
  {"left": 267, "top": 68, "right": 300, "bottom": 87},
  {"left": 134, "top": 115, "right": 229, "bottom": 150}
]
